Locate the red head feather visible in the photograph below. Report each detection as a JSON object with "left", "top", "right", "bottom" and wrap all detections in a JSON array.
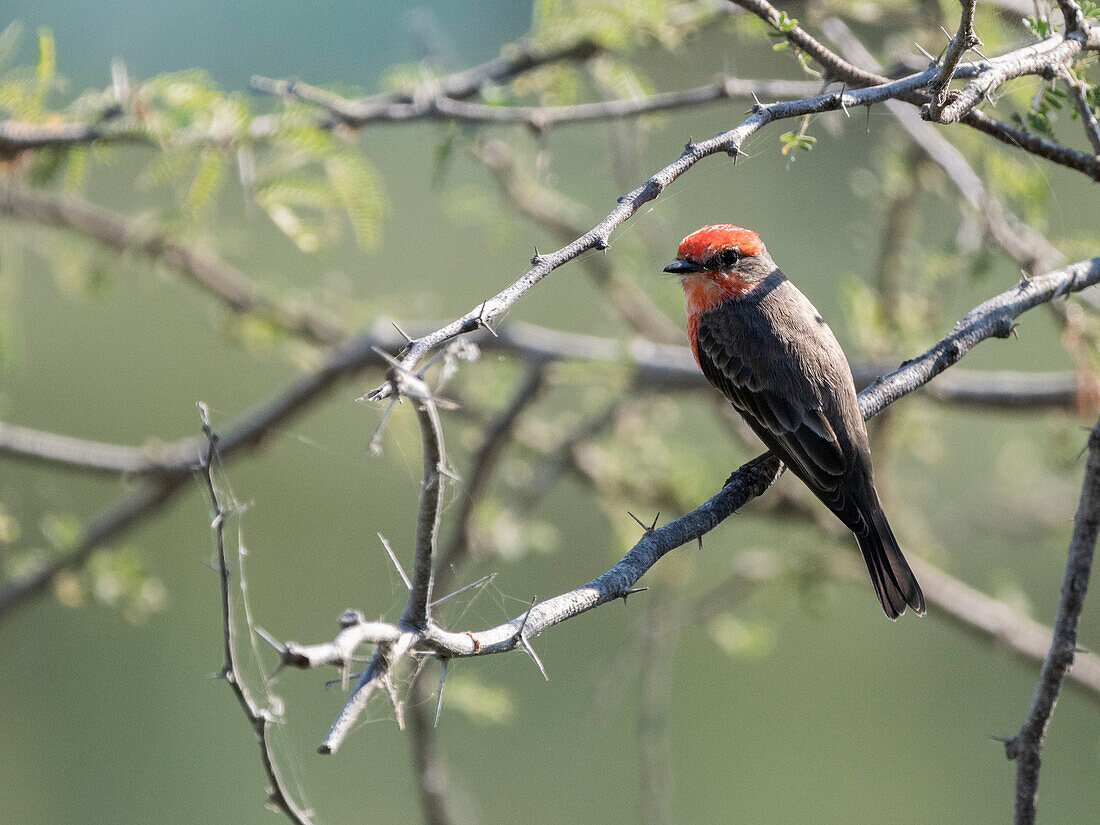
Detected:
[{"left": 676, "top": 224, "right": 765, "bottom": 262}]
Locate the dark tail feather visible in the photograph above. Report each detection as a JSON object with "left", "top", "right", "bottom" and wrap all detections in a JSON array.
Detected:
[{"left": 855, "top": 505, "right": 926, "bottom": 620}]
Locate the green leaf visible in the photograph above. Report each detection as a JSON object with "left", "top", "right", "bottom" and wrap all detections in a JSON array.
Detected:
[
  {"left": 185, "top": 147, "right": 224, "bottom": 214},
  {"left": 34, "top": 27, "right": 55, "bottom": 84},
  {"left": 324, "top": 153, "right": 386, "bottom": 249}
]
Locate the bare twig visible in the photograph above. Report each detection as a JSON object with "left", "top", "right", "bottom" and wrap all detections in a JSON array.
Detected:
[
  {"left": 198, "top": 405, "right": 315, "bottom": 825},
  {"left": 400, "top": 371, "right": 447, "bottom": 629},
  {"left": 469, "top": 139, "right": 682, "bottom": 344},
  {"left": 1062, "top": 68, "right": 1100, "bottom": 156},
  {"left": 255, "top": 73, "right": 822, "bottom": 130},
  {"left": 924, "top": 0, "right": 982, "bottom": 121},
  {"left": 1004, "top": 416, "right": 1100, "bottom": 824}
]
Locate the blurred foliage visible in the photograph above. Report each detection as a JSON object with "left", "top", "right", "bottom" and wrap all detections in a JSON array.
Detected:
[{"left": 0, "top": 22, "right": 386, "bottom": 252}]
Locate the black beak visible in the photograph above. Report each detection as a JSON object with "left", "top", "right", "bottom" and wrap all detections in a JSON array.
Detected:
[{"left": 663, "top": 258, "right": 704, "bottom": 274}]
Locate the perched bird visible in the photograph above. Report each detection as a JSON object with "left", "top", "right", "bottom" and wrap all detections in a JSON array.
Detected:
[{"left": 664, "top": 224, "right": 925, "bottom": 619}]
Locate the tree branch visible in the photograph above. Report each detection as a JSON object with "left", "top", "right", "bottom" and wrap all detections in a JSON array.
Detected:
[
  {"left": 366, "top": 64, "right": 977, "bottom": 400},
  {"left": 732, "top": 0, "right": 1100, "bottom": 179},
  {"left": 279, "top": 256, "right": 1100, "bottom": 742},
  {"left": 0, "top": 421, "right": 163, "bottom": 475},
  {"left": 198, "top": 405, "right": 315, "bottom": 825},
  {"left": 1062, "top": 67, "right": 1100, "bottom": 156},
  {"left": 932, "top": 29, "right": 1094, "bottom": 124},
  {"left": 925, "top": 0, "right": 982, "bottom": 121},
  {"left": 253, "top": 73, "right": 823, "bottom": 131},
  {"left": 468, "top": 138, "right": 682, "bottom": 344},
  {"left": 819, "top": 18, "right": 1062, "bottom": 273},
  {"left": 1005, "top": 415, "right": 1100, "bottom": 824},
  {"left": 400, "top": 372, "right": 447, "bottom": 629},
  {"left": 0, "top": 184, "right": 346, "bottom": 347}
]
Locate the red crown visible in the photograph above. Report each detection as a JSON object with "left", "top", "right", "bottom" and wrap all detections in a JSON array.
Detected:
[{"left": 676, "top": 224, "right": 765, "bottom": 261}]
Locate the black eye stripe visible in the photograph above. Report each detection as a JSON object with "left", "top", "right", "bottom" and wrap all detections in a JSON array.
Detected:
[{"left": 707, "top": 249, "right": 742, "bottom": 268}]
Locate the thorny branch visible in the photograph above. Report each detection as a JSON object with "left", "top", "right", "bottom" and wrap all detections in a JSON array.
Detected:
[
  {"left": 4, "top": 309, "right": 1090, "bottom": 617},
  {"left": 468, "top": 138, "right": 682, "bottom": 344},
  {"left": 820, "top": 18, "right": 1062, "bottom": 275},
  {"left": 1004, "top": 416, "right": 1100, "bottom": 825},
  {"left": 253, "top": 73, "right": 824, "bottom": 132},
  {"left": 277, "top": 256, "right": 1100, "bottom": 754},
  {"left": 925, "top": 0, "right": 982, "bottom": 122},
  {"left": 400, "top": 371, "right": 447, "bottom": 630},
  {"left": 354, "top": 5, "right": 1099, "bottom": 398},
  {"left": 366, "top": 65, "right": 1002, "bottom": 400},
  {"left": 931, "top": 22, "right": 1097, "bottom": 124},
  {"left": 1062, "top": 67, "right": 1100, "bottom": 156},
  {"left": 198, "top": 404, "right": 315, "bottom": 825},
  {"left": 319, "top": 363, "right": 455, "bottom": 754},
  {"left": 732, "top": 0, "right": 1100, "bottom": 178}
]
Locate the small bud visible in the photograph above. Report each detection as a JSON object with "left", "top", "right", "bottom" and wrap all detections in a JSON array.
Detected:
[{"left": 339, "top": 609, "right": 364, "bottom": 628}]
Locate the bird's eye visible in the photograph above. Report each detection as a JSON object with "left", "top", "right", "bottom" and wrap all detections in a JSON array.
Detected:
[{"left": 718, "top": 248, "right": 742, "bottom": 268}]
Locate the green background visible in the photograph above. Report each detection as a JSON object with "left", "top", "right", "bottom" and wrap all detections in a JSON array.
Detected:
[{"left": 1, "top": 3, "right": 1098, "bottom": 824}]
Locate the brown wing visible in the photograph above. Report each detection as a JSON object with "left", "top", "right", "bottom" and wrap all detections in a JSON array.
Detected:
[{"left": 694, "top": 299, "right": 871, "bottom": 534}]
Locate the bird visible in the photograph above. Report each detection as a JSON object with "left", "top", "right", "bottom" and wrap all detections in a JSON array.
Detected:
[{"left": 663, "top": 224, "right": 925, "bottom": 619}]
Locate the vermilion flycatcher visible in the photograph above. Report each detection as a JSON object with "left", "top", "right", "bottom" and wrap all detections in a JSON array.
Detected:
[{"left": 665, "top": 224, "right": 925, "bottom": 619}]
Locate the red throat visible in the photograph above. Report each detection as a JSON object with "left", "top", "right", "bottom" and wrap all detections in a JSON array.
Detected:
[{"left": 683, "top": 274, "right": 754, "bottom": 364}]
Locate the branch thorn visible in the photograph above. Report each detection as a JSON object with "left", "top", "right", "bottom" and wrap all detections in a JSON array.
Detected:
[
  {"left": 519, "top": 635, "right": 549, "bottom": 681},
  {"left": 915, "top": 42, "right": 938, "bottom": 64},
  {"left": 379, "top": 533, "right": 412, "bottom": 591},
  {"left": 477, "top": 302, "right": 498, "bottom": 337},
  {"left": 434, "top": 659, "right": 449, "bottom": 727},
  {"left": 391, "top": 322, "right": 413, "bottom": 344},
  {"left": 516, "top": 596, "right": 537, "bottom": 639},
  {"left": 627, "top": 511, "right": 660, "bottom": 534}
]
